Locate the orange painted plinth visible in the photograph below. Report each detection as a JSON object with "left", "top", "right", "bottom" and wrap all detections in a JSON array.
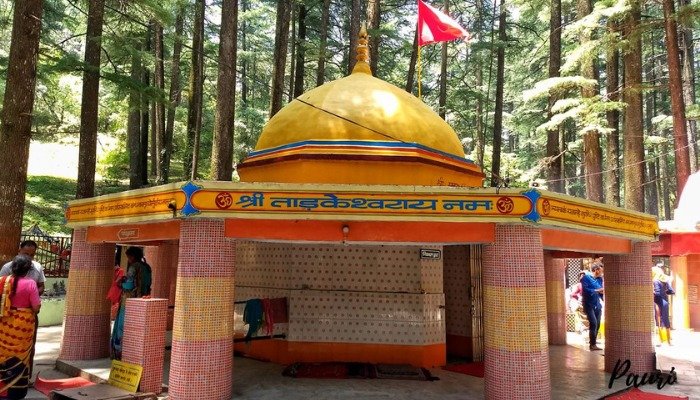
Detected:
[{"left": 234, "top": 340, "right": 446, "bottom": 368}]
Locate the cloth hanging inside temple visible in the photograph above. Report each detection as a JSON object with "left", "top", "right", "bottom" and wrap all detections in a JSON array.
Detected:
[{"left": 243, "top": 297, "right": 288, "bottom": 340}]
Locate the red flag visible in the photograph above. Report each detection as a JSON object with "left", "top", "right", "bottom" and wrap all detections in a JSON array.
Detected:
[{"left": 417, "top": 0, "right": 469, "bottom": 46}]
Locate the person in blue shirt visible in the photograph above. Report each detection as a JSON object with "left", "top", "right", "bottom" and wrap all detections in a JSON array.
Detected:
[{"left": 581, "top": 261, "right": 604, "bottom": 350}]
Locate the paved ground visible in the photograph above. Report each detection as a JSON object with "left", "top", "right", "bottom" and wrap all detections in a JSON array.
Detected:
[{"left": 24, "top": 326, "right": 700, "bottom": 399}]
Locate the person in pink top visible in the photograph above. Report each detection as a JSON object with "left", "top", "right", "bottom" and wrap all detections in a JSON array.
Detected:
[{"left": 0, "top": 255, "right": 41, "bottom": 399}]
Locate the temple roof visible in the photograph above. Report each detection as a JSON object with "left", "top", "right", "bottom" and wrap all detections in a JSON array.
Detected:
[
  {"left": 237, "top": 26, "right": 484, "bottom": 187},
  {"left": 659, "top": 170, "right": 700, "bottom": 232}
]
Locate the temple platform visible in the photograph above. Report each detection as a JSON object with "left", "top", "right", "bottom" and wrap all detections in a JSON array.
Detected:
[{"left": 42, "top": 329, "right": 699, "bottom": 400}]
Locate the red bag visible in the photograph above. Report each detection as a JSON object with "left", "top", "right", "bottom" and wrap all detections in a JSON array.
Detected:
[{"left": 106, "top": 268, "right": 124, "bottom": 305}]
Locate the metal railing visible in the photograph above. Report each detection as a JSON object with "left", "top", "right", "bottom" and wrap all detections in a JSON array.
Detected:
[{"left": 19, "top": 233, "right": 71, "bottom": 278}]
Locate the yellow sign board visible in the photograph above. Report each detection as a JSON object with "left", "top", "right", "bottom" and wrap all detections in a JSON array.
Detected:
[
  {"left": 537, "top": 196, "right": 657, "bottom": 238},
  {"left": 108, "top": 360, "right": 143, "bottom": 392},
  {"left": 64, "top": 181, "right": 658, "bottom": 241}
]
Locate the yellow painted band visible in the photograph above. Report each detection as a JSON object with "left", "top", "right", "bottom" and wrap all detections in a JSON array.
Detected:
[
  {"left": 545, "top": 280, "right": 565, "bottom": 313},
  {"left": 172, "top": 277, "right": 235, "bottom": 341},
  {"left": 65, "top": 269, "right": 112, "bottom": 316},
  {"left": 483, "top": 285, "right": 548, "bottom": 352},
  {"left": 605, "top": 285, "right": 654, "bottom": 333}
]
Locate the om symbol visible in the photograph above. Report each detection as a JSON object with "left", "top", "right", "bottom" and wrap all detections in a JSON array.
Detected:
[
  {"left": 215, "top": 192, "right": 234, "bottom": 209},
  {"left": 496, "top": 197, "right": 515, "bottom": 214},
  {"left": 542, "top": 199, "right": 551, "bottom": 216}
]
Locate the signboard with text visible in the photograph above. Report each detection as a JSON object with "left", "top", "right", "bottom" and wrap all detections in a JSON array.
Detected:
[{"left": 108, "top": 360, "right": 142, "bottom": 393}]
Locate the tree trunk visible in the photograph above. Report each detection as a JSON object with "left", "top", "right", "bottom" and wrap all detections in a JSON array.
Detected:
[
  {"left": 150, "top": 98, "right": 156, "bottom": 178},
  {"left": 211, "top": 0, "right": 238, "bottom": 181},
  {"left": 241, "top": 0, "right": 249, "bottom": 103},
  {"left": 140, "top": 26, "right": 151, "bottom": 187},
  {"left": 679, "top": 0, "right": 697, "bottom": 171},
  {"left": 655, "top": 159, "right": 665, "bottom": 218},
  {"left": 154, "top": 22, "right": 166, "bottom": 183},
  {"left": 491, "top": 0, "right": 506, "bottom": 187},
  {"left": 76, "top": 0, "right": 105, "bottom": 199},
  {"left": 348, "top": 0, "right": 362, "bottom": 73},
  {"left": 185, "top": 0, "right": 205, "bottom": 179},
  {"left": 367, "top": 0, "right": 380, "bottom": 75},
  {"left": 660, "top": 129, "right": 673, "bottom": 219},
  {"left": 316, "top": 0, "right": 331, "bottom": 86},
  {"left": 288, "top": 2, "right": 296, "bottom": 103},
  {"left": 546, "top": 0, "right": 563, "bottom": 193},
  {"left": 128, "top": 47, "right": 142, "bottom": 189},
  {"left": 662, "top": 0, "right": 691, "bottom": 197},
  {"left": 578, "top": 0, "right": 603, "bottom": 202},
  {"left": 605, "top": 20, "right": 621, "bottom": 207},
  {"left": 438, "top": 1, "right": 449, "bottom": 120},
  {"left": 406, "top": 31, "right": 418, "bottom": 93},
  {"left": 0, "top": 0, "right": 43, "bottom": 263},
  {"left": 293, "top": 3, "right": 306, "bottom": 98},
  {"left": 647, "top": 158, "right": 659, "bottom": 215},
  {"left": 622, "top": 1, "right": 645, "bottom": 212},
  {"left": 475, "top": 57, "right": 484, "bottom": 167},
  {"left": 270, "top": 0, "right": 291, "bottom": 117},
  {"left": 161, "top": 4, "right": 184, "bottom": 185}
]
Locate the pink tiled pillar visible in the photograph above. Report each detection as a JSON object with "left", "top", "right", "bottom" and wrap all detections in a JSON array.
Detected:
[
  {"left": 123, "top": 298, "right": 168, "bottom": 394},
  {"left": 144, "top": 243, "right": 178, "bottom": 330},
  {"left": 483, "top": 225, "right": 550, "bottom": 400},
  {"left": 169, "top": 220, "right": 235, "bottom": 400},
  {"left": 60, "top": 228, "right": 114, "bottom": 360},
  {"left": 544, "top": 253, "right": 567, "bottom": 345},
  {"left": 604, "top": 242, "right": 654, "bottom": 374}
]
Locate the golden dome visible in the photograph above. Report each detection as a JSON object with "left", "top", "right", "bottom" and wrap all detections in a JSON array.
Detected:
[{"left": 238, "top": 28, "right": 484, "bottom": 187}]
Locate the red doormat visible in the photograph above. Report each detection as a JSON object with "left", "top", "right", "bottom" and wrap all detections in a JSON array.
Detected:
[
  {"left": 442, "top": 362, "right": 484, "bottom": 378},
  {"left": 282, "top": 362, "right": 438, "bottom": 381},
  {"left": 34, "top": 375, "right": 95, "bottom": 396},
  {"left": 599, "top": 387, "right": 688, "bottom": 400}
]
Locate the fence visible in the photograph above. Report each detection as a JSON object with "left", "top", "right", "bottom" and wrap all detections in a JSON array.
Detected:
[{"left": 19, "top": 233, "right": 71, "bottom": 278}]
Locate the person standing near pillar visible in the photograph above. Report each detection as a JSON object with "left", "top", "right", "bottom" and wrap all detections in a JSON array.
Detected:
[
  {"left": 0, "top": 241, "right": 47, "bottom": 383},
  {"left": 110, "top": 247, "right": 152, "bottom": 360},
  {"left": 652, "top": 264, "right": 675, "bottom": 346},
  {"left": 582, "top": 261, "right": 604, "bottom": 350}
]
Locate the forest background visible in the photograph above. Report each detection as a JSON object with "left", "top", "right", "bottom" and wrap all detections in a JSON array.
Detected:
[{"left": 0, "top": 0, "right": 698, "bottom": 258}]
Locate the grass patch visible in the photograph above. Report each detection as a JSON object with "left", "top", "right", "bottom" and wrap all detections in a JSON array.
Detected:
[{"left": 24, "top": 176, "right": 129, "bottom": 235}]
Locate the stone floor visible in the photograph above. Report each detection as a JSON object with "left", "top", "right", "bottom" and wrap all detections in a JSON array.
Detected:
[{"left": 26, "top": 326, "right": 700, "bottom": 399}]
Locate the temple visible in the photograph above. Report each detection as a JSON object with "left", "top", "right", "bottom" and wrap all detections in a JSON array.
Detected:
[
  {"left": 59, "top": 29, "right": 659, "bottom": 400},
  {"left": 653, "top": 171, "right": 700, "bottom": 331}
]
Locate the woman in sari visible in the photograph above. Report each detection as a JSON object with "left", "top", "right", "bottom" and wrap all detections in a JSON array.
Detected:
[
  {"left": 0, "top": 255, "right": 41, "bottom": 400},
  {"left": 110, "top": 247, "right": 152, "bottom": 360}
]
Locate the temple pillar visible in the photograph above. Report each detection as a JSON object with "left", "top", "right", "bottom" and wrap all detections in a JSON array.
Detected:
[
  {"left": 483, "top": 225, "right": 550, "bottom": 400},
  {"left": 544, "top": 253, "right": 567, "bottom": 345},
  {"left": 670, "top": 256, "right": 690, "bottom": 330},
  {"left": 60, "top": 228, "right": 113, "bottom": 360},
  {"left": 169, "top": 220, "right": 235, "bottom": 400},
  {"left": 144, "top": 243, "right": 178, "bottom": 329},
  {"left": 123, "top": 298, "right": 168, "bottom": 394},
  {"left": 604, "top": 242, "right": 654, "bottom": 374}
]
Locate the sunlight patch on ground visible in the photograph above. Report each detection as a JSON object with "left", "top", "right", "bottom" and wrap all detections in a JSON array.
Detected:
[{"left": 28, "top": 135, "right": 118, "bottom": 180}]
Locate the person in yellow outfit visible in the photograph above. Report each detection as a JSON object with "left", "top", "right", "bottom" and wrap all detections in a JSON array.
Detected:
[{"left": 652, "top": 264, "right": 675, "bottom": 346}]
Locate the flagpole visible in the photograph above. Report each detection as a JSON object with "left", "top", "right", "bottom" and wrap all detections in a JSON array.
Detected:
[{"left": 417, "top": 44, "right": 422, "bottom": 100}]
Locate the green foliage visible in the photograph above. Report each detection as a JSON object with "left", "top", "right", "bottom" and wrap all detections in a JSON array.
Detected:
[
  {"left": 98, "top": 140, "right": 131, "bottom": 181},
  {"left": 24, "top": 176, "right": 76, "bottom": 235},
  {"left": 24, "top": 176, "right": 128, "bottom": 234}
]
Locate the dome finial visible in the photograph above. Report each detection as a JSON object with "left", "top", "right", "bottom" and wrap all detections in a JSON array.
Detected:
[{"left": 352, "top": 22, "right": 372, "bottom": 75}]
